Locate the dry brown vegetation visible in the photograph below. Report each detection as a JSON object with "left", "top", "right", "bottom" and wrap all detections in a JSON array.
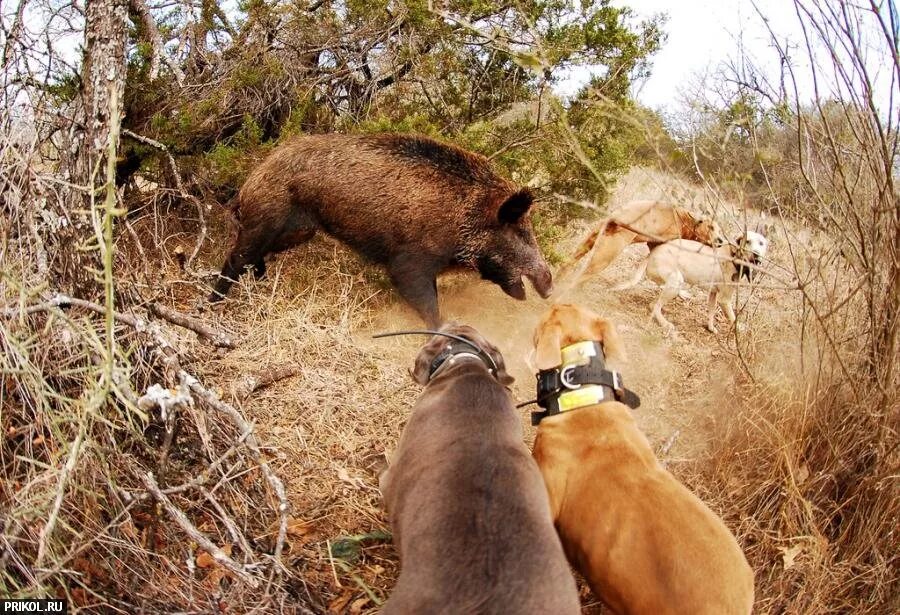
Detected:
[{"left": 2, "top": 0, "right": 898, "bottom": 613}]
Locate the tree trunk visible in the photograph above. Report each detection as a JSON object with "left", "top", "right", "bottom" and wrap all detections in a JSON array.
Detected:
[{"left": 58, "top": 0, "right": 128, "bottom": 295}]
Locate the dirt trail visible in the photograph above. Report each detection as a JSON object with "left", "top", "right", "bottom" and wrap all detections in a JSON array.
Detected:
[
  {"left": 204, "top": 166, "right": 773, "bottom": 611},
  {"left": 353, "top": 164, "right": 752, "bottom": 457},
  {"left": 357, "top": 241, "right": 733, "bottom": 459}
]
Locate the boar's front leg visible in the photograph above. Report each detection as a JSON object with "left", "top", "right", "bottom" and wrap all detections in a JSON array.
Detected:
[
  {"left": 387, "top": 254, "right": 441, "bottom": 328},
  {"left": 210, "top": 222, "right": 279, "bottom": 301}
]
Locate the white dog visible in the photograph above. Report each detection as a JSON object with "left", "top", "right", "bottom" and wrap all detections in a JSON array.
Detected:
[{"left": 616, "top": 231, "right": 769, "bottom": 336}]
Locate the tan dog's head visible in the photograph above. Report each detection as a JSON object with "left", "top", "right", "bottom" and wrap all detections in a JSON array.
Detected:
[
  {"left": 695, "top": 217, "right": 724, "bottom": 247},
  {"left": 411, "top": 323, "right": 514, "bottom": 386},
  {"left": 533, "top": 304, "right": 625, "bottom": 370}
]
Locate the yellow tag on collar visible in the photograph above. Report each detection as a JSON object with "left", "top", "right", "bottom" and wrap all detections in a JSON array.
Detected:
[
  {"left": 560, "top": 341, "right": 597, "bottom": 366},
  {"left": 558, "top": 385, "right": 611, "bottom": 412},
  {"left": 557, "top": 341, "right": 608, "bottom": 413}
]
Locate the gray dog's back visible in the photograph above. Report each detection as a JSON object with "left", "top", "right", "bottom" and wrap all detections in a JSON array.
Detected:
[{"left": 381, "top": 367, "right": 580, "bottom": 614}]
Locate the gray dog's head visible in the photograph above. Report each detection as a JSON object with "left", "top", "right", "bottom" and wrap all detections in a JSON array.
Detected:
[{"left": 411, "top": 323, "right": 514, "bottom": 387}]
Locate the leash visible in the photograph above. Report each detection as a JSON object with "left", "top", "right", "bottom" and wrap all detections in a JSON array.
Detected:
[
  {"left": 372, "top": 329, "right": 500, "bottom": 379},
  {"left": 525, "top": 340, "right": 641, "bottom": 426}
]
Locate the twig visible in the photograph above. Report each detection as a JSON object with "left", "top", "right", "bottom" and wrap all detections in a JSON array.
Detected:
[
  {"left": 148, "top": 302, "right": 234, "bottom": 348},
  {"left": 138, "top": 383, "right": 189, "bottom": 487},
  {"left": 162, "top": 430, "right": 251, "bottom": 496},
  {"left": 120, "top": 128, "right": 207, "bottom": 271},
  {"left": 35, "top": 430, "right": 85, "bottom": 567},
  {"left": 121, "top": 129, "right": 185, "bottom": 195},
  {"left": 142, "top": 472, "right": 260, "bottom": 588},
  {"left": 182, "top": 373, "right": 291, "bottom": 570},
  {"left": 656, "top": 430, "right": 680, "bottom": 467},
  {"left": 201, "top": 486, "right": 255, "bottom": 559},
  {"left": 487, "top": 132, "right": 540, "bottom": 161},
  {"left": 230, "top": 364, "right": 301, "bottom": 401},
  {"left": 127, "top": 0, "right": 185, "bottom": 84}
]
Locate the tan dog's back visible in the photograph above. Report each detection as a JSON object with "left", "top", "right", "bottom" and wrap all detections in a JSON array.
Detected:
[
  {"left": 558, "top": 202, "right": 718, "bottom": 291},
  {"left": 531, "top": 304, "right": 754, "bottom": 615}
]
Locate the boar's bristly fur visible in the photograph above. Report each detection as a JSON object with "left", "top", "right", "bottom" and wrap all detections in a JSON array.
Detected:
[{"left": 210, "top": 133, "right": 553, "bottom": 326}]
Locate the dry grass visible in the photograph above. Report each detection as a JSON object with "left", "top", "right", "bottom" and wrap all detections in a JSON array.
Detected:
[{"left": 3, "top": 148, "right": 897, "bottom": 613}]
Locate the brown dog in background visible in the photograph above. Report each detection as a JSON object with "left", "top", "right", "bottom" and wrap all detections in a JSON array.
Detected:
[
  {"left": 530, "top": 304, "right": 754, "bottom": 615},
  {"left": 379, "top": 324, "right": 580, "bottom": 615},
  {"left": 557, "top": 201, "right": 722, "bottom": 289}
]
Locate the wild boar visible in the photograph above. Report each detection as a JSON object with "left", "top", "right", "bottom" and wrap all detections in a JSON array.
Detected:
[{"left": 209, "top": 133, "right": 553, "bottom": 326}]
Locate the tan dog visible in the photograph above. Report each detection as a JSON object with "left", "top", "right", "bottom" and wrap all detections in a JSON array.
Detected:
[
  {"left": 530, "top": 304, "right": 754, "bottom": 615},
  {"left": 615, "top": 231, "right": 770, "bottom": 336},
  {"left": 557, "top": 201, "right": 721, "bottom": 288},
  {"left": 380, "top": 324, "right": 580, "bottom": 615}
]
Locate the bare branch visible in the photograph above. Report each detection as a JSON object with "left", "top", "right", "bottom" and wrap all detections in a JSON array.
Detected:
[
  {"left": 148, "top": 302, "right": 234, "bottom": 348},
  {"left": 230, "top": 364, "right": 301, "bottom": 401},
  {"left": 142, "top": 472, "right": 261, "bottom": 587}
]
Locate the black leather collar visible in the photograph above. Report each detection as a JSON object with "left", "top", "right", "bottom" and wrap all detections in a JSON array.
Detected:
[
  {"left": 531, "top": 341, "right": 640, "bottom": 426},
  {"left": 428, "top": 341, "right": 497, "bottom": 381}
]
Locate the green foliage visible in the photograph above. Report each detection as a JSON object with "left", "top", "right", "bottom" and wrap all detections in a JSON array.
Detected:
[
  {"left": 43, "top": 74, "right": 81, "bottom": 105},
  {"left": 329, "top": 530, "right": 392, "bottom": 564},
  {"left": 112, "top": 0, "right": 667, "bottom": 212},
  {"left": 344, "top": 113, "right": 443, "bottom": 139},
  {"left": 530, "top": 208, "right": 566, "bottom": 265},
  {"left": 203, "top": 115, "right": 270, "bottom": 193}
]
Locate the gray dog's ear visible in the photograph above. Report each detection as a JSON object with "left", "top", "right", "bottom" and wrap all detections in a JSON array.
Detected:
[
  {"left": 479, "top": 337, "right": 515, "bottom": 387},
  {"left": 411, "top": 333, "right": 449, "bottom": 385},
  {"left": 410, "top": 325, "right": 514, "bottom": 386}
]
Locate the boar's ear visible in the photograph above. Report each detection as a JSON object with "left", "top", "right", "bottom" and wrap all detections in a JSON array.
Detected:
[{"left": 496, "top": 189, "right": 534, "bottom": 224}]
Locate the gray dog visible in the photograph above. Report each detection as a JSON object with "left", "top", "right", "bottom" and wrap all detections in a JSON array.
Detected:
[{"left": 379, "top": 324, "right": 580, "bottom": 615}]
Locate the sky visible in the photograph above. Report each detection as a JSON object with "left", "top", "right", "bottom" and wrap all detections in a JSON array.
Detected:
[
  {"left": 556, "top": 0, "right": 897, "bottom": 116},
  {"left": 627, "top": 0, "right": 802, "bottom": 109},
  {"left": 555, "top": 0, "right": 803, "bottom": 107},
  {"left": 7, "top": 0, "right": 896, "bottom": 119}
]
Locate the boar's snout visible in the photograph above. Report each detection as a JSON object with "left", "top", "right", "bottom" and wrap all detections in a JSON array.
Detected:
[
  {"left": 475, "top": 188, "right": 554, "bottom": 301},
  {"left": 480, "top": 250, "right": 553, "bottom": 301},
  {"left": 501, "top": 278, "right": 528, "bottom": 301},
  {"left": 527, "top": 263, "right": 554, "bottom": 299}
]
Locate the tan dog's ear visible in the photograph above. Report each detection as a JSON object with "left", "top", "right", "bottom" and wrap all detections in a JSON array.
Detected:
[
  {"left": 590, "top": 318, "right": 626, "bottom": 362},
  {"left": 534, "top": 320, "right": 563, "bottom": 370}
]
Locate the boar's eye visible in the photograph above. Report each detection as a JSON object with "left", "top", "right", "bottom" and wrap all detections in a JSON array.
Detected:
[{"left": 496, "top": 189, "right": 534, "bottom": 225}]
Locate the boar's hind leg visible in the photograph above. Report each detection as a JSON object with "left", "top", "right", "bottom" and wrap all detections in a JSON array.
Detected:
[
  {"left": 388, "top": 255, "right": 441, "bottom": 328},
  {"left": 210, "top": 221, "right": 317, "bottom": 301}
]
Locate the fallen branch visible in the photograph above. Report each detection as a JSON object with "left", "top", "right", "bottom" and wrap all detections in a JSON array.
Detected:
[
  {"left": 2, "top": 291, "right": 286, "bottom": 570},
  {"left": 183, "top": 374, "right": 291, "bottom": 570},
  {"left": 231, "top": 364, "right": 301, "bottom": 401},
  {"left": 0, "top": 293, "right": 142, "bottom": 328},
  {"left": 142, "top": 472, "right": 260, "bottom": 588},
  {"left": 148, "top": 302, "right": 234, "bottom": 348}
]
